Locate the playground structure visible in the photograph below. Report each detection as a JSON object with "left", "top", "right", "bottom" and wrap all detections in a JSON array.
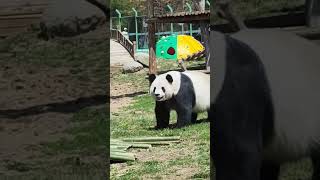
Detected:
[
  {"left": 156, "top": 34, "right": 205, "bottom": 61},
  {"left": 110, "top": 0, "right": 211, "bottom": 65},
  {"left": 146, "top": 0, "right": 210, "bottom": 73}
]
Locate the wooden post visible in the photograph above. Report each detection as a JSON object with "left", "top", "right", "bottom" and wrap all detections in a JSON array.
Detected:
[
  {"left": 200, "top": 0, "right": 210, "bottom": 71},
  {"left": 148, "top": 0, "right": 157, "bottom": 74},
  {"left": 306, "top": 0, "right": 320, "bottom": 27},
  {"left": 116, "top": 30, "right": 119, "bottom": 42},
  {"left": 133, "top": 41, "right": 137, "bottom": 59}
]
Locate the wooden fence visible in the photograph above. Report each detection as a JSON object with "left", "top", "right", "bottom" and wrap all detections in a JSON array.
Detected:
[
  {"left": 0, "top": 0, "right": 48, "bottom": 37},
  {"left": 111, "top": 29, "right": 136, "bottom": 59}
]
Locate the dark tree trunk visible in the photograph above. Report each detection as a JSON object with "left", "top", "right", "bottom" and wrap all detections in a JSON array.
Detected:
[{"left": 147, "top": 0, "right": 157, "bottom": 75}]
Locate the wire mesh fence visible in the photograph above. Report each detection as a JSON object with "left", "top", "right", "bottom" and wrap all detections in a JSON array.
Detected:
[
  {"left": 110, "top": 0, "right": 211, "bottom": 51},
  {"left": 111, "top": 15, "right": 204, "bottom": 51}
]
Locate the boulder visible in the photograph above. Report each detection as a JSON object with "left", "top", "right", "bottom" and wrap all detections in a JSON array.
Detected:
[
  {"left": 39, "top": 0, "right": 106, "bottom": 39},
  {"left": 122, "top": 61, "right": 143, "bottom": 73},
  {"left": 134, "top": 52, "right": 149, "bottom": 66}
]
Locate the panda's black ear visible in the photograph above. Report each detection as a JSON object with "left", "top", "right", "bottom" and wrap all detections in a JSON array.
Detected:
[
  {"left": 166, "top": 74, "right": 173, "bottom": 83},
  {"left": 149, "top": 74, "right": 156, "bottom": 83}
]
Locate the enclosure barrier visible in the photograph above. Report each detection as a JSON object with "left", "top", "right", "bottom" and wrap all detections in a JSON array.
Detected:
[
  {"left": 111, "top": 29, "right": 118, "bottom": 39},
  {"left": 111, "top": 29, "right": 136, "bottom": 59}
]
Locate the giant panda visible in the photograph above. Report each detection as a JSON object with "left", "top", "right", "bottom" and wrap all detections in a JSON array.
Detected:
[
  {"left": 149, "top": 71, "right": 210, "bottom": 128},
  {"left": 209, "top": 29, "right": 320, "bottom": 180}
]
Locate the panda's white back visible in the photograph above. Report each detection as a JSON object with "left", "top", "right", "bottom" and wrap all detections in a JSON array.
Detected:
[
  {"left": 233, "top": 29, "right": 320, "bottom": 163},
  {"left": 182, "top": 71, "right": 210, "bottom": 112}
]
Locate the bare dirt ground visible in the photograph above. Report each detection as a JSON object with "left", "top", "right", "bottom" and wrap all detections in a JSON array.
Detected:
[
  {"left": 0, "top": 28, "right": 107, "bottom": 177},
  {"left": 110, "top": 67, "right": 146, "bottom": 112},
  {"left": 110, "top": 79, "right": 133, "bottom": 112}
]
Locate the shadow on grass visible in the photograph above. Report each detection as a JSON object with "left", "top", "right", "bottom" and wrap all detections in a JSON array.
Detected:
[
  {"left": 110, "top": 91, "right": 148, "bottom": 99},
  {"left": 156, "top": 64, "right": 207, "bottom": 75},
  {"left": 147, "top": 118, "right": 210, "bottom": 130},
  {"left": 0, "top": 94, "right": 107, "bottom": 119}
]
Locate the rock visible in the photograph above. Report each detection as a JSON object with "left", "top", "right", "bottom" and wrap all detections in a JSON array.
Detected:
[
  {"left": 122, "top": 61, "right": 143, "bottom": 73},
  {"left": 134, "top": 52, "right": 149, "bottom": 66},
  {"left": 39, "top": 0, "right": 106, "bottom": 38}
]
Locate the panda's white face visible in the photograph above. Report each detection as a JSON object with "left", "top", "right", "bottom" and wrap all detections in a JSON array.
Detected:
[{"left": 149, "top": 72, "right": 180, "bottom": 101}]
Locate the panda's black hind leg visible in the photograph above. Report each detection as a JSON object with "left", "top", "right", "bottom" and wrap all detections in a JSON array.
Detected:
[
  {"left": 311, "top": 153, "right": 320, "bottom": 180},
  {"left": 260, "top": 161, "right": 280, "bottom": 180},
  {"left": 176, "top": 109, "right": 192, "bottom": 128},
  {"left": 176, "top": 102, "right": 193, "bottom": 128},
  {"left": 174, "top": 90, "right": 193, "bottom": 128},
  {"left": 191, "top": 113, "right": 197, "bottom": 123}
]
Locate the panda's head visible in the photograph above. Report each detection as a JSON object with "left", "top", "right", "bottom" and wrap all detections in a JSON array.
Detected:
[{"left": 149, "top": 71, "right": 181, "bottom": 101}]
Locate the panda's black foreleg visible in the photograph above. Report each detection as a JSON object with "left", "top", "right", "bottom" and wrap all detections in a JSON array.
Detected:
[
  {"left": 155, "top": 101, "right": 170, "bottom": 129},
  {"left": 311, "top": 153, "right": 320, "bottom": 180},
  {"left": 260, "top": 161, "right": 280, "bottom": 180},
  {"left": 191, "top": 113, "right": 197, "bottom": 124}
]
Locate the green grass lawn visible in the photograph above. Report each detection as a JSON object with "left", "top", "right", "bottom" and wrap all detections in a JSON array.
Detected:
[
  {"left": 0, "top": 107, "right": 108, "bottom": 180},
  {"left": 110, "top": 59, "right": 210, "bottom": 179},
  {"left": 43, "top": 108, "right": 107, "bottom": 157},
  {"left": 110, "top": 58, "right": 315, "bottom": 180},
  {"left": 111, "top": 95, "right": 210, "bottom": 179}
]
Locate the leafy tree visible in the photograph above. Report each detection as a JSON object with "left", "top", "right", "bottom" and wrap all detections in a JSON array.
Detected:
[{"left": 111, "top": 0, "right": 135, "bottom": 16}]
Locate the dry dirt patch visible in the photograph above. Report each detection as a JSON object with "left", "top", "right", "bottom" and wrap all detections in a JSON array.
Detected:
[
  {"left": 0, "top": 61, "right": 106, "bottom": 176},
  {"left": 110, "top": 82, "right": 134, "bottom": 112},
  {"left": 110, "top": 67, "right": 148, "bottom": 112}
]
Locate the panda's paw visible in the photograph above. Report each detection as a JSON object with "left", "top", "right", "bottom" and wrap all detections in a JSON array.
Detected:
[
  {"left": 155, "top": 125, "right": 167, "bottom": 130},
  {"left": 176, "top": 122, "right": 190, "bottom": 128}
]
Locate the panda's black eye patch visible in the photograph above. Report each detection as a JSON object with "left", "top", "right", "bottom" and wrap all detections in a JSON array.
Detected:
[
  {"left": 162, "top": 87, "right": 166, "bottom": 92},
  {"left": 153, "top": 87, "right": 156, "bottom": 93}
]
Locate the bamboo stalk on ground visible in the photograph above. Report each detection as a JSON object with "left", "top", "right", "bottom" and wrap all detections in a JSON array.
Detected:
[
  {"left": 121, "top": 136, "right": 180, "bottom": 142},
  {"left": 132, "top": 141, "right": 181, "bottom": 145},
  {"left": 111, "top": 152, "right": 135, "bottom": 161},
  {"left": 110, "top": 136, "right": 181, "bottom": 162}
]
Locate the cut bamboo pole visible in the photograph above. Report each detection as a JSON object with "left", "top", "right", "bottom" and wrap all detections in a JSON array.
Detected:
[
  {"left": 121, "top": 136, "right": 180, "bottom": 142},
  {"left": 133, "top": 141, "right": 181, "bottom": 145},
  {"left": 110, "top": 136, "right": 181, "bottom": 162},
  {"left": 130, "top": 144, "right": 152, "bottom": 148},
  {"left": 111, "top": 152, "right": 136, "bottom": 161}
]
